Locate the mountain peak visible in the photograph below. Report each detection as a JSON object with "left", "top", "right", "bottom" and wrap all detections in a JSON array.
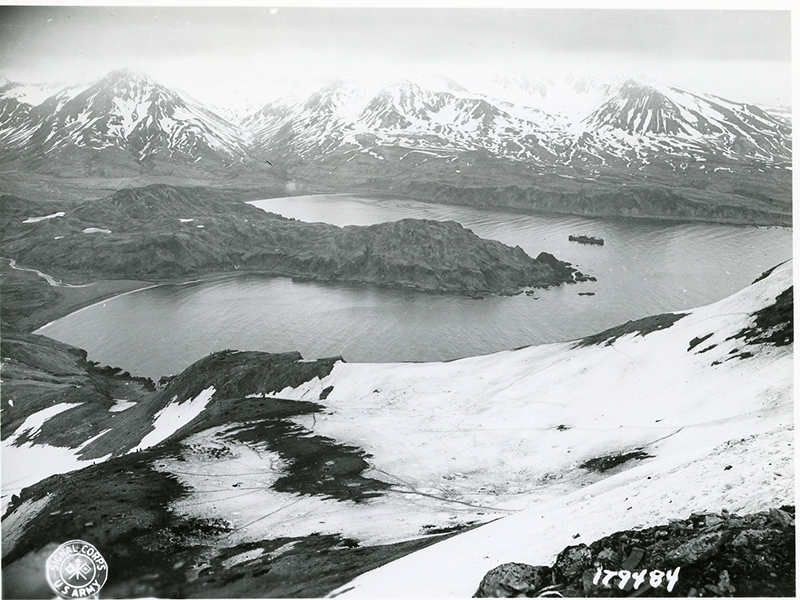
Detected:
[
  {"left": 618, "top": 77, "right": 664, "bottom": 96},
  {"left": 96, "top": 69, "right": 164, "bottom": 99},
  {"left": 583, "top": 78, "right": 691, "bottom": 136},
  {"left": 104, "top": 68, "right": 153, "bottom": 84}
]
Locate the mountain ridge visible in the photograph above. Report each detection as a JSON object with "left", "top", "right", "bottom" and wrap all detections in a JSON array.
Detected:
[{"left": 0, "top": 69, "right": 790, "bottom": 226}]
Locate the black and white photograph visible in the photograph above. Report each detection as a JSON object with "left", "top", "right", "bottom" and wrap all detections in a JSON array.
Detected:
[{"left": 0, "top": 4, "right": 793, "bottom": 598}]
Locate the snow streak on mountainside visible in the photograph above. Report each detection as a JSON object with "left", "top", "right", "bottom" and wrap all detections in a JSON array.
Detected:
[
  {"left": 0, "top": 70, "right": 790, "bottom": 174},
  {"left": 0, "top": 70, "right": 248, "bottom": 173}
]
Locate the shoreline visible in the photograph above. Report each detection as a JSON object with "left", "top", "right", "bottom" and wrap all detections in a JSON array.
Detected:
[
  {"left": 19, "top": 278, "right": 159, "bottom": 334},
  {"left": 249, "top": 189, "right": 792, "bottom": 230},
  {"left": 29, "top": 270, "right": 277, "bottom": 333},
  {"left": 28, "top": 265, "right": 559, "bottom": 334},
  {"left": 398, "top": 194, "right": 794, "bottom": 229}
]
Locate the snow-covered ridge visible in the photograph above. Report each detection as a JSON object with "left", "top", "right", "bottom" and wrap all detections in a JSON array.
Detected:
[
  {"left": 276, "top": 261, "right": 789, "bottom": 597},
  {"left": 0, "top": 79, "right": 82, "bottom": 107},
  {"left": 0, "top": 70, "right": 790, "bottom": 171}
]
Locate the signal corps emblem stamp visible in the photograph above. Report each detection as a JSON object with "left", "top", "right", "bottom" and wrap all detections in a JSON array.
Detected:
[{"left": 46, "top": 540, "right": 108, "bottom": 598}]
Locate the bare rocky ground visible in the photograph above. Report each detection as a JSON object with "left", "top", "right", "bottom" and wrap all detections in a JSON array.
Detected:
[{"left": 475, "top": 507, "right": 795, "bottom": 597}]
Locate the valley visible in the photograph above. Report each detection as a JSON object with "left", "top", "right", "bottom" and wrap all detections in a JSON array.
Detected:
[{"left": 0, "top": 59, "right": 793, "bottom": 599}]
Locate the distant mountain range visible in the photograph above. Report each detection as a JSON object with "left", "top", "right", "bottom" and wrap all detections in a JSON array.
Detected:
[
  {"left": 0, "top": 69, "right": 791, "bottom": 224},
  {"left": 246, "top": 73, "right": 790, "bottom": 167}
]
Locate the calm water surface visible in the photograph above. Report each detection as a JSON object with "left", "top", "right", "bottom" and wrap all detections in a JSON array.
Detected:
[{"left": 38, "top": 194, "right": 792, "bottom": 380}]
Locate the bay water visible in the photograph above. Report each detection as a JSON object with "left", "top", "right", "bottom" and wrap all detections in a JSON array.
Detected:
[{"left": 36, "top": 194, "right": 792, "bottom": 380}]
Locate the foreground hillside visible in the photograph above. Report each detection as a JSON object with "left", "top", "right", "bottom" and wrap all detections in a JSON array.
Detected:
[
  {"left": 0, "top": 184, "right": 580, "bottom": 295},
  {"left": 1, "top": 261, "right": 792, "bottom": 597}
]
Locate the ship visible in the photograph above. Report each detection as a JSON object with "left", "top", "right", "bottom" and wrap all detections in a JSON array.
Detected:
[{"left": 569, "top": 235, "right": 604, "bottom": 245}]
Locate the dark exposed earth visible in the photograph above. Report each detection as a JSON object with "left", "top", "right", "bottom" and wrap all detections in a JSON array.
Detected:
[{"left": 475, "top": 507, "right": 795, "bottom": 597}]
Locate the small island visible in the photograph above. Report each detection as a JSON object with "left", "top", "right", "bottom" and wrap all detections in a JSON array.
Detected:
[{"left": 569, "top": 234, "right": 604, "bottom": 245}]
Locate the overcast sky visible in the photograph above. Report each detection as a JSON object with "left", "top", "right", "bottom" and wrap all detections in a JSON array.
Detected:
[{"left": 0, "top": 6, "right": 791, "bottom": 109}]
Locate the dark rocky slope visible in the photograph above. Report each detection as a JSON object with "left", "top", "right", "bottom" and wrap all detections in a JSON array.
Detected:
[
  {"left": 475, "top": 507, "right": 795, "bottom": 597},
  {"left": 396, "top": 175, "right": 792, "bottom": 228},
  {"left": 0, "top": 342, "right": 443, "bottom": 599},
  {"left": 272, "top": 143, "right": 791, "bottom": 227},
  {"left": 1, "top": 184, "right": 580, "bottom": 295}
]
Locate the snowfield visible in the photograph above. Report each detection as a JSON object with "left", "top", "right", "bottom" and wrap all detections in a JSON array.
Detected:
[
  {"left": 1, "top": 404, "right": 111, "bottom": 511},
  {"left": 1, "top": 260, "right": 791, "bottom": 597},
  {"left": 330, "top": 424, "right": 791, "bottom": 598},
  {"left": 148, "top": 261, "right": 793, "bottom": 597},
  {"left": 274, "top": 260, "right": 789, "bottom": 597},
  {"left": 156, "top": 427, "right": 502, "bottom": 548}
]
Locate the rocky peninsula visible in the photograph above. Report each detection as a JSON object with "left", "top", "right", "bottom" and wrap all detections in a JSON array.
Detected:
[{"left": 1, "top": 184, "right": 582, "bottom": 296}]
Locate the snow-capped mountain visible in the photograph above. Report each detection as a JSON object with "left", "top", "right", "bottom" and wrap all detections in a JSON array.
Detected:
[
  {"left": 0, "top": 70, "right": 249, "bottom": 172},
  {"left": 240, "top": 76, "right": 581, "bottom": 170},
  {"left": 1, "top": 69, "right": 790, "bottom": 172},
  {"left": 581, "top": 79, "right": 791, "bottom": 162},
  {"left": 0, "top": 69, "right": 791, "bottom": 224},
  {"left": 240, "top": 73, "right": 790, "bottom": 177},
  {"left": 0, "top": 80, "right": 83, "bottom": 150}
]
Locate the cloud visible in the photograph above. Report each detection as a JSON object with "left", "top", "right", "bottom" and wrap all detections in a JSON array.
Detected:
[{"left": 0, "top": 7, "right": 790, "bottom": 108}]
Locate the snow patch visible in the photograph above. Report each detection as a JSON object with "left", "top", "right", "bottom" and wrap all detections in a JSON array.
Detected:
[
  {"left": 2, "top": 410, "right": 112, "bottom": 512},
  {"left": 109, "top": 399, "right": 137, "bottom": 413},
  {"left": 132, "top": 387, "right": 216, "bottom": 452},
  {"left": 222, "top": 547, "right": 266, "bottom": 569},
  {"left": 82, "top": 227, "right": 111, "bottom": 234},
  {"left": 7, "top": 403, "right": 77, "bottom": 441},
  {"left": 22, "top": 211, "right": 65, "bottom": 224},
  {"left": 158, "top": 427, "right": 502, "bottom": 548}
]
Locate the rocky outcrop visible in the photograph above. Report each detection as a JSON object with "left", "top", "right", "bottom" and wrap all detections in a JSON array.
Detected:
[{"left": 474, "top": 507, "right": 795, "bottom": 597}]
